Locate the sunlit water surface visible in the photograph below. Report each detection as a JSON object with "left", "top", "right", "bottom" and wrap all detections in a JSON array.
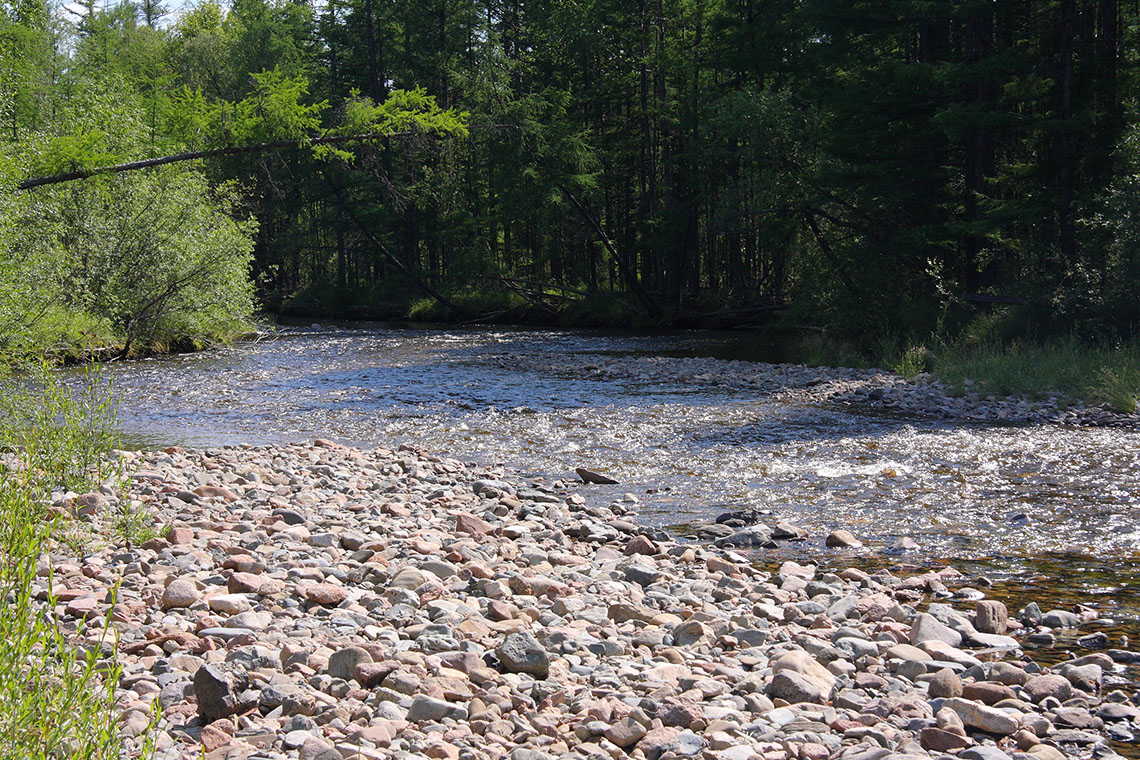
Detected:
[{"left": 81, "top": 324, "right": 1140, "bottom": 628}]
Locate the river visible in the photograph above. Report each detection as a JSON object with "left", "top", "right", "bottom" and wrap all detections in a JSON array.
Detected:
[{"left": 93, "top": 322, "right": 1140, "bottom": 633}]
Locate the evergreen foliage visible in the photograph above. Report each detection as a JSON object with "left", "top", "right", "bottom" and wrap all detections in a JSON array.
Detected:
[{"left": 2, "top": 0, "right": 1139, "bottom": 351}]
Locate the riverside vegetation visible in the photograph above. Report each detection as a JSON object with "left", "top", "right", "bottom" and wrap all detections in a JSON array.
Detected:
[{"left": 0, "top": 365, "right": 159, "bottom": 759}]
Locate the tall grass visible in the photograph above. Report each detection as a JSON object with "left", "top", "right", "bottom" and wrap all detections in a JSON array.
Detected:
[
  {"left": 777, "top": 321, "right": 1140, "bottom": 411},
  {"left": 0, "top": 364, "right": 158, "bottom": 759},
  {"left": 931, "top": 335, "right": 1140, "bottom": 410}
]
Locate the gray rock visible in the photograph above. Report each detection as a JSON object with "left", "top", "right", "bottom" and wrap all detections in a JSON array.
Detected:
[
  {"left": 328, "top": 646, "right": 373, "bottom": 681},
  {"left": 1024, "top": 674, "right": 1072, "bottom": 703},
  {"left": 161, "top": 579, "right": 200, "bottom": 610},
  {"left": 272, "top": 508, "right": 305, "bottom": 525},
  {"left": 768, "top": 670, "right": 828, "bottom": 704},
  {"left": 959, "top": 747, "right": 1012, "bottom": 760},
  {"left": 714, "top": 525, "right": 774, "bottom": 548},
  {"left": 1041, "top": 609, "right": 1080, "bottom": 628},
  {"left": 389, "top": 567, "right": 428, "bottom": 590},
  {"left": 299, "top": 736, "right": 342, "bottom": 760},
  {"left": 192, "top": 663, "right": 251, "bottom": 722},
  {"left": 672, "top": 619, "right": 711, "bottom": 647},
  {"left": 496, "top": 632, "right": 550, "bottom": 677},
  {"left": 1019, "top": 602, "right": 1042, "bottom": 625},
  {"left": 406, "top": 695, "right": 467, "bottom": 722},
  {"left": 910, "top": 613, "right": 963, "bottom": 647},
  {"left": 928, "top": 668, "right": 962, "bottom": 699},
  {"left": 768, "top": 650, "right": 835, "bottom": 704},
  {"left": 1059, "top": 662, "right": 1102, "bottom": 691},
  {"left": 198, "top": 626, "right": 254, "bottom": 640},
  {"left": 626, "top": 564, "right": 662, "bottom": 586},
  {"left": 825, "top": 529, "right": 862, "bottom": 548}
]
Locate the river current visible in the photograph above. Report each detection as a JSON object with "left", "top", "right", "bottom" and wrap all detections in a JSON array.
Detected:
[{"left": 92, "top": 323, "right": 1140, "bottom": 626}]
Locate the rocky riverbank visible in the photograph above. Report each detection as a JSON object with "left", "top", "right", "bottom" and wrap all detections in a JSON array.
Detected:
[
  {"left": 581, "top": 357, "right": 1138, "bottom": 428},
  {"left": 47, "top": 441, "right": 1140, "bottom": 760}
]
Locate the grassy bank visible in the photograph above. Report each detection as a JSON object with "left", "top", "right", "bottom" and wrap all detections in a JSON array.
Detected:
[
  {"left": 791, "top": 330, "right": 1140, "bottom": 413},
  {"left": 930, "top": 338, "right": 1140, "bottom": 412}
]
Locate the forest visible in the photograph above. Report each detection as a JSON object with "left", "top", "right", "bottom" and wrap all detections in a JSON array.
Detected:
[{"left": 1, "top": 0, "right": 1138, "bottom": 360}]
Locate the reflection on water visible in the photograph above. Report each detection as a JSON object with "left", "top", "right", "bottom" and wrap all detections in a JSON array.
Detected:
[{"left": 77, "top": 323, "right": 1140, "bottom": 619}]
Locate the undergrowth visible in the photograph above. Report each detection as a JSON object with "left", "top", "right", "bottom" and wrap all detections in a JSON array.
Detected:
[{"left": 0, "top": 363, "right": 159, "bottom": 759}]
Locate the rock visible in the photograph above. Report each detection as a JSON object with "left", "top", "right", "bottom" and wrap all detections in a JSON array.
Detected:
[
  {"left": 626, "top": 564, "right": 662, "bottom": 586},
  {"left": 193, "top": 664, "right": 251, "bottom": 722},
  {"left": 227, "top": 572, "right": 264, "bottom": 594},
  {"left": 1041, "top": 609, "right": 1080, "bottom": 628},
  {"left": 941, "top": 697, "right": 1019, "bottom": 735},
  {"left": 672, "top": 619, "right": 711, "bottom": 647},
  {"left": 961, "top": 681, "right": 1015, "bottom": 705},
  {"left": 625, "top": 534, "right": 657, "bottom": 555},
  {"left": 920, "top": 727, "right": 973, "bottom": 752},
  {"left": 715, "top": 509, "right": 764, "bottom": 527},
  {"left": 302, "top": 583, "right": 348, "bottom": 606},
  {"left": 575, "top": 468, "right": 618, "bottom": 484},
  {"left": 194, "top": 484, "right": 240, "bottom": 502},
  {"left": 496, "top": 632, "right": 550, "bottom": 677},
  {"left": 958, "top": 747, "right": 1011, "bottom": 760},
  {"left": 884, "top": 644, "right": 932, "bottom": 663},
  {"left": 641, "top": 727, "right": 683, "bottom": 760},
  {"left": 605, "top": 717, "right": 648, "bottom": 748},
  {"left": 988, "top": 662, "right": 1030, "bottom": 686},
  {"left": 167, "top": 526, "right": 194, "bottom": 544},
  {"left": 199, "top": 723, "right": 233, "bottom": 752},
  {"left": 825, "top": 529, "right": 862, "bottom": 548},
  {"left": 769, "top": 650, "right": 835, "bottom": 704},
  {"left": 888, "top": 537, "right": 920, "bottom": 552},
  {"left": 455, "top": 512, "right": 493, "bottom": 536},
  {"left": 207, "top": 594, "right": 251, "bottom": 615},
  {"left": 1077, "top": 631, "right": 1109, "bottom": 649},
  {"left": 162, "top": 579, "right": 200, "bottom": 610},
  {"left": 976, "top": 600, "right": 1009, "bottom": 634},
  {"left": 706, "top": 555, "right": 738, "bottom": 574},
  {"left": 1059, "top": 662, "right": 1102, "bottom": 692},
  {"left": 1019, "top": 602, "right": 1043, "bottom": 626},
  {"left": 389, "top": 567, "right": 428, "bottom": 590},
  {"left": 910, "top": 613, "right": 963, "bottom": 647},
  {"left": 1026, "top": 747, "right": 1067, "bottom": 760},
  {"left": 328, "top": 646, "right": 373, "bottom": 681},
  {"left": 272, "top": 508, "right": 305, "bottom": 525},
  {"left": 407, "top": 695, "right": 467, "bottom": 722},
  {"left": 928, "top": 668, "right": 962, "bottom": 698},
  {"left": 769, "top": 670, "right": 829, "bottom": 704},
  {"left": 714, "top": 525, "right": 774, "bottom": 548},
  {"left": 298, "top": 736, "right": 341, "bottom": 760},
  {"left": 772, "top": 522, "right": 808, "bottom": 540}
]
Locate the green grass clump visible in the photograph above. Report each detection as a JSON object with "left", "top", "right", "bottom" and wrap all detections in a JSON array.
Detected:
[
  {"left": 926, "top": 334, "right": 1140, "bottom": 409},
  {"left": 0, "top": 363, "right": 159, "bottom": 759},
  {"left": 1091, "top": 365, "right": 1140, "bottom": 413}
]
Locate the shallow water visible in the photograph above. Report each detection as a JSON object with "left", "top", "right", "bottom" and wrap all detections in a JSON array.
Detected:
[{"left": 84, "top": 323, "right": 1140, "bottom": 626}]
